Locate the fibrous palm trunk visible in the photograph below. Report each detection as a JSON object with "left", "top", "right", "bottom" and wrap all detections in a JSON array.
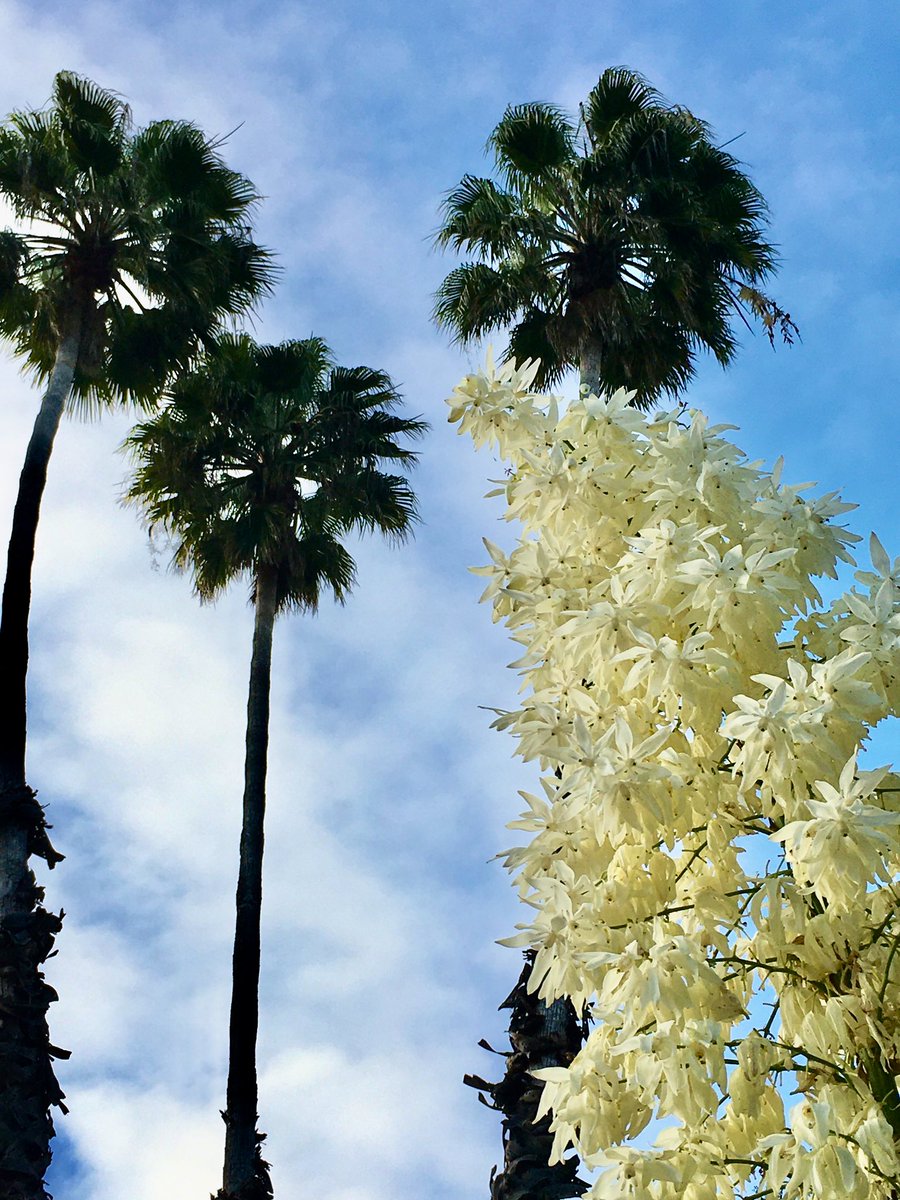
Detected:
[
  {"left": 217, "top": 564, "right": 278, "bottom": 1200},
  {"left": 466, "top": 952, "right": 587, "bottom": 1200},
  {"left": 0, "top": 311, "right": 82, "bottom": 1200}
]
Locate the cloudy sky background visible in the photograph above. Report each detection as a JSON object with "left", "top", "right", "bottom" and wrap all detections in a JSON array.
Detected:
[{"left": 0, "top": 1, "right": 898, "bottom": 1197}]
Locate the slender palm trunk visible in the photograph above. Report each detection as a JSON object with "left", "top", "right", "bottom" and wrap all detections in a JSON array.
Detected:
[
  {"left": 0, "top": 313, "right": 82, "bottom": 786},
  {"left": 0, "top": 312, "right": 81, "bottom": 1200},
  {"left": 218, "top": 564, "right": 278, "bottom": 1200}
]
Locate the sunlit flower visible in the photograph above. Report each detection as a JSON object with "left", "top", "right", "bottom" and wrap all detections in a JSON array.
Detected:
[{"left": 771, "top": 752, "right": 899, "bottom": 908}]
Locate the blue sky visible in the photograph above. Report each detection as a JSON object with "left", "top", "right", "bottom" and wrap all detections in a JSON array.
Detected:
[{"left": 0, "top": 2, "right": 898, "bottom": 1197}]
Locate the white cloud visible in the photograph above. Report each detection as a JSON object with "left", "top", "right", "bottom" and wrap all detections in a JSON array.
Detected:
[{"left": 63, "top": 1085, "right": 222, "bottom": 1200}]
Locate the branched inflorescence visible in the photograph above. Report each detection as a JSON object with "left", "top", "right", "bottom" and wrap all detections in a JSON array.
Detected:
[{"left": 450, "top": 355, "right": 900, "bottom": 1200}]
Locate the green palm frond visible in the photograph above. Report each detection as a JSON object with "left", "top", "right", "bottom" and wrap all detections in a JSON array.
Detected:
[
  {"left": 582, "top": 66, "right": 664, "bottom": 145},
  {"left": 0, "top": 71, "right": 276, "bottom": 410},
  {"left": 0, "top": 132, "right": 71, "bottom": 223},
  {"left": 505, "top": 308, "right": 567, "bottom": 389},
  {"left": 53, "top": 70, "right": 128, "bottom": 176},
  {"left": 0, "top": 229, "right": 28, "bottom": 295},
  {"left": 436, "top": 175, "right": 563, "bottom": 262},
  {"left": 126, "top": 335, "right": 426, "bottom": 614},
  {"left": 276, "top": 529, "right": 358, "bottom": 612},
  {"left": 324, "top": 363, "right": 401, "bottom": 408},
  {"left": 101, "top": 306, "right": 205, "bottom": 405},
  {"left": 436, "top": 176, "right": 520, "bottom": 254},
  {"left": 53, "top": 71, "right": 129, "bottom": 135},
  {"left": 319, "top": 468, "right": 420, "bottom": 541},
  {"left": 255, "top": 336, "right": 332, "bottom": 394},
  {"left": 131, "top": 121, "right": 260, "bottom": 219},
  {"left": 433, "top": 257, "right": 557, "bottom": 343},
  {"left": 490, "top": 102, "right": 576, "bottom": 179}
]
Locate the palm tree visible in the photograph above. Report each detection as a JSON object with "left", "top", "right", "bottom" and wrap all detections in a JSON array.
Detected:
[
  {"left": 126, "top": 334, "right": 425, "bottom": 1200},
  {"left": 0, "top": 72, "right": 273, "bottom": 1199},
  {"left": 434, "top": 66, "right": 796, "bottom": 408},
  {"left": 435, "top": 66, "right": 797, "bottom": 1200}
]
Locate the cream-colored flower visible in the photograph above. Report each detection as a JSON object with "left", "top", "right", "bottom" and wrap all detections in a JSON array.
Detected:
[{"left": 771, "top": 752, "right": 899, "bottom": 908}]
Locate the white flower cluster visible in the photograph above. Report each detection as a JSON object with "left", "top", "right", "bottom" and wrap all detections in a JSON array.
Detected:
[{"left": 450, "top": 356, "right": 900, "bottom": 1200}]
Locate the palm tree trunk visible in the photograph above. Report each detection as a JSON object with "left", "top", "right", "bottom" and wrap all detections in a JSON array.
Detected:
[
  {"left": 218, "top": 564, "right": 278, "bottom": 1200},
  {"left": 578, "top": 345, "right": 603, "bottom": 399},
  {"left": 0, "top": 312, "right": 82, "bottom": 786},
  {"left": 467, "top": 952, "right": 586, "bottom": 1200},
  {"left": 0, "top": 311, "right": 81, "bottom": 1200}
]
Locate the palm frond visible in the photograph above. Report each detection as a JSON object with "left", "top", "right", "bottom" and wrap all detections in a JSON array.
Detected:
[
  {"left": 0, "top": 229, "right": 28, "bottom": 294},
  {"left": 505, "top": 308, "right": 567, "bottom": 389},
  {"left": 131, "top": 120, "right": 260, "bottom": 219},
  {"left": 583, "top": 67, "right": 664, "bottom": 146},
  {"left": 125, "top": 335, "right": 424, "bottom": 609},
  {"left": 324, "top": 363, "right": 400, "bottom": 406},
  {"left": 435, "top": 175, "right": 545, "bottom": 259},
  {"left": 0, "top": 117, "right": 69, "bottom": 212},
  {"left": 276, "top": 530, "right": 358, "bottom": 613},
  {"left": 318, "top": 469, "right": 420, "bottom": 542},
  {"left": 256, "top": 337, "right": 331, "bottom": 394},
  {"left": 433, "top": 258, "right": 554, "bottom": 343},
  {"left": 53, "top": 72, "right": 129, "bottom": 136},
  {"left": 490, "top": 102, "right": 576, "bottom": 180},
  {"left": 53, "top": 71, "right": 129, "bottom": 176}
]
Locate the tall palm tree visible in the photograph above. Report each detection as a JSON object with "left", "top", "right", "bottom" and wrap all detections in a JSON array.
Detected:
[
  {"left": 126, "top": 334, "right": 425, "bottom": 1200},
  {"left": 435, "top": 66, "right": 797, "bottom": 1200},
  {"left": 0, "top": 72, "right": 273, "bottom": 1199},
  {"left": 434, "top": 66, "right": 796, "bottom": 407}
]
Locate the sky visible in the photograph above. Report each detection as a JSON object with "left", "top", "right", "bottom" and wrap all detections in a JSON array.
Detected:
[{"left": 0, "top": 1, "right": 898, "bottom": 1197}]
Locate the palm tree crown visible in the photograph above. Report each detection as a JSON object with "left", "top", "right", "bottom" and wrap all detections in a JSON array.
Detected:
[
  {"left": 0, "top": 71, "right": 274, "bottom": 403},
  {"left": 434, "top": 66, "right": 796, "bottom": 407},
  {"left": 125, "top": 333, "right": 425, "bottom": 605}
]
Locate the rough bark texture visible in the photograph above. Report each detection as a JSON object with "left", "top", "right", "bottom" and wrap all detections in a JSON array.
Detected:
[
  {"left": 465, "top": 952, "right": 588, "bottom": 1200},
  {"left": 215, "top": 565, "right": 278, "bottom": 1200},
  {"left": 0, "top": 318, "right": 80, "bottom": 1200}
]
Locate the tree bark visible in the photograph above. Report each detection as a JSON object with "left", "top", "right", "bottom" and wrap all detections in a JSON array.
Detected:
[
  {"left": 466, "top": 952, "right": 587, "bottom": 1200},
  {"left": 578, "top": 345, "right": 603, "bottom": 400},
  {"left": 0, "top": 311, "right": 81, "bottom": 1200},
  {"left": 217, "top": 564, "right": 278, "bottom": 1200}
]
